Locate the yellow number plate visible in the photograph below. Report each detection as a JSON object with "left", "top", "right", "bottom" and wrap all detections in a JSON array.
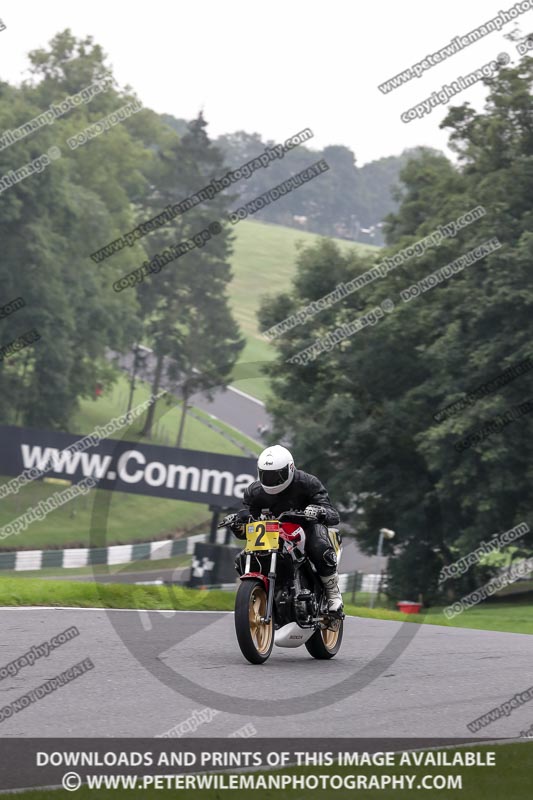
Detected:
[{"left": 245, "top": 520, "right": 279, "bottom": 552}]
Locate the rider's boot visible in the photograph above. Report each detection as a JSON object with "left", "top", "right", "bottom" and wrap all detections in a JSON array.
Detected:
[{"left": 320, "top": 572, "right": 343, "bottom": 613}]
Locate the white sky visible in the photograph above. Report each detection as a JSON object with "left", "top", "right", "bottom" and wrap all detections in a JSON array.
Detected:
[{"left": 0, "top": 0, "right": 530, "bottom": 164}]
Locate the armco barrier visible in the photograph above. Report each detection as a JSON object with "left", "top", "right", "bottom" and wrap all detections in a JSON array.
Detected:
[{"left": 0, "top": 531, "right": 231, "bottom": 572}]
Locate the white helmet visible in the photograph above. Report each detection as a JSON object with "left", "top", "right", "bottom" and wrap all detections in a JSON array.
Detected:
[{"left": 257, "top": 445, "right": 295, "bottom": 495}]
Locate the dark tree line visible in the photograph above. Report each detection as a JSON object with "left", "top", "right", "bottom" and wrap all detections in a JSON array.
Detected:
[
  {"left": 162, "top": 115, "right": 424, "bottom": 245},
  {"left": 0, "top": 31, "right": 243, "bottom": 441},
  {"left": 258, "top": 57, "right": 533, "bottom": 602}
]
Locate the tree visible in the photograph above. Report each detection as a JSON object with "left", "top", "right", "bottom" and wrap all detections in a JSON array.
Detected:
[
  {"left": 0, "top": 30, "right": 148, "bottom": 428},
  {"left": 135, "top": 113, "right": 244, "bottom": 441},
  {"left": 257, "top": 57, "right": 533, "bottom": 602}
]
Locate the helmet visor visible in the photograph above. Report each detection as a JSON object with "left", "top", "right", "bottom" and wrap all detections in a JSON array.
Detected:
[{"left": 259, "top": 465, "right": 289, "bottom": 488}]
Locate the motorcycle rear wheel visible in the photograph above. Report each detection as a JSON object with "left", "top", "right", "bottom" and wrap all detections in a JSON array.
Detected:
[
  {"left": 305, "top": 616, "right": 343, "bottom": 659},
  {"left": 235, "top": 579, "right": 274, "bottom": 664}
]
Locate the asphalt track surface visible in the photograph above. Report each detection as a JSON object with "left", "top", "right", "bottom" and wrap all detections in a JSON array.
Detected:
[
  {"left": 113, "top": 348, "right": 270, "bottom": 442},
  {"left": 0, "top": 607, "right": 531, "bottom": 739},
  {"left": 190, "top": 385, "right": 268, "bottom": 444}
]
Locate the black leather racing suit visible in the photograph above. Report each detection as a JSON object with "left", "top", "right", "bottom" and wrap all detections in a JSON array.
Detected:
[{"left": 235, "top": 469, "right": 340, "bottom": 577}]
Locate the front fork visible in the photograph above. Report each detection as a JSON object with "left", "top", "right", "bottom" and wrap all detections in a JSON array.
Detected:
[
  {"left": 264, "top": 551, "right": 277, "bottom": 624},
  {"left": 244, "top": 551, "right": 277, "bottom": 625}
]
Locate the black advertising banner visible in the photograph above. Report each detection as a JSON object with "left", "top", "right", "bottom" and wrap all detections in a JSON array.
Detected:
[
  {"left": 0, "top": 425, "right": 256, "bottom": 506},
  {"left": 189, "top": 542, "right": 241, "bottom": 587}
]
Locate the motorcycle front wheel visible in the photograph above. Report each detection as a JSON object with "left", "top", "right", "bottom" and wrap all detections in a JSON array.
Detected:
[
  {"left": 234, "top": 579, "right": 274, "bottom": 664},
  {"left": 305, "top": 616, "right": 343, "bottom": 659}
]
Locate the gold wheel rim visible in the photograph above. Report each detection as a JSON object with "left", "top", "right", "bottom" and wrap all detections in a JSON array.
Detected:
[
  {"left": 322, "top": 619, "right": 341, "bottom": 650},
  {"left": 248, "top": 586, "right": 272, "bottom": 655}
]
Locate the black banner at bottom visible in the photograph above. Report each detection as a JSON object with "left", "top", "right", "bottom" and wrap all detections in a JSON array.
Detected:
[{"left": 0, "top": 737, "right": 517, "bottom": 793}]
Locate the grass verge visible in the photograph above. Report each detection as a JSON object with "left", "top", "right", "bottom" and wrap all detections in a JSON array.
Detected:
[
  {"left": 229, "top": 220, "right": 378, "bottom": 401},
  {"left": 0, "top": 577, "right": 235, "bottom": 611},
  {"left": 0, "top": 578, "right": 531, "bottom": 635}
]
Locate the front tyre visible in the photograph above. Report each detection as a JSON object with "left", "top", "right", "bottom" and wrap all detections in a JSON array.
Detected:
[
  {"left": 305, "top": 616, "right": 343, "bottom": 659},
  {"left": 235, "top": 579, "right": 274, "bottom": 664}
]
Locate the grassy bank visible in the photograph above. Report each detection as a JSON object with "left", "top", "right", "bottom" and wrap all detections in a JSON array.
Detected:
[
  {"left": 229, "top": 220, "right": 378, "bottom": 401},
  {"left": 0, "top": 480, "right": 206, "bottom": 551},
  {"left": 0, "top": 577, "right": 236, "bottom": 611},
  {"left": 343, "top": 596, "right": 533, "bottom": 635},
  {"left": 0, "top": 578, "right": 531, "bottom": 635},
  {"left": 70, "top": 372, "right": 259, "bottom": 456}
]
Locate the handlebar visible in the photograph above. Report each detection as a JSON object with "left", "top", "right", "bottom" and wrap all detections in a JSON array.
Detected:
[
  {"left": 278, "top": 510, "right": 309, "bottom": 521},
  {"left": 217, "top": 510, "right": 311, "bottom": 529}
]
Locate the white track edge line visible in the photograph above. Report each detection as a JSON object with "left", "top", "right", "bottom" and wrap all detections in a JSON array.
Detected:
[{"left": 227, "top": 385, "right": 266, "bottom": 407}]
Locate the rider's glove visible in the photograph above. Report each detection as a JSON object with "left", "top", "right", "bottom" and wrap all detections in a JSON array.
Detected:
[
  {"left": 222, "top": 513, "right": 238, "bottom": 528},
  {"left": 221, "top": 509, "right": 248, "bottom": 538},
  {"left": 304, "top": 504, "right": 327, "bottom": 522}
]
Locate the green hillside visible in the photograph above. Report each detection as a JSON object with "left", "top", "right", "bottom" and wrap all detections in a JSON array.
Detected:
[
  {"left": 228, "top": 220, "right": 379, "bottom": 400},
  {"left": 0, "top": 225, "right": 376, "bottom": 551}
]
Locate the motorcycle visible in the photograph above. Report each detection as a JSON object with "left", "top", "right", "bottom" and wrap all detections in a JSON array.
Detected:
[{"left": 219, "top": 510, "right": 344, "bottom": 664}]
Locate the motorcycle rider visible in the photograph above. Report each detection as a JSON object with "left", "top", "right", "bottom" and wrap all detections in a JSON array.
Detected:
[{"left": 222, "top": 445, "right": 343, "bottom": 613}]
